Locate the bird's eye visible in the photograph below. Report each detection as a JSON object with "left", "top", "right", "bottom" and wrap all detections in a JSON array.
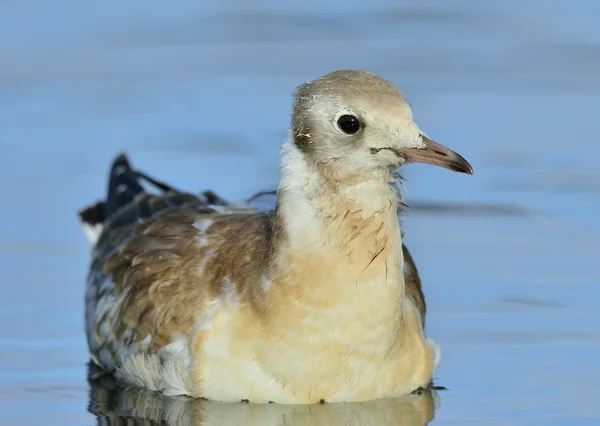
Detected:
[{"left": 337, "top": 115, "right": 361, "bottom": 135}]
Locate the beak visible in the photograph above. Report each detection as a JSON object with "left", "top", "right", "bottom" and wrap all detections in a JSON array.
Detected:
[{"left": 403, "top": 135, "right": 473, "bottom": 175}]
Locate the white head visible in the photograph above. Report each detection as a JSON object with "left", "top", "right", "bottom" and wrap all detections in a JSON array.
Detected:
[{"left": 291, "top": 70, "right": 472, "bottom": 182}]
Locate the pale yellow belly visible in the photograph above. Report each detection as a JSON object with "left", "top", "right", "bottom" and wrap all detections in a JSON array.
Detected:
[{"left": 189, "top": 299, "right": 439, "bottom": 404}]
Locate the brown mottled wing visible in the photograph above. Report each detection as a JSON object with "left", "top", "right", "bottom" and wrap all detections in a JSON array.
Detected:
[
  {"left": 82, "top": 154, "right": 272, "bottom": 370},
  {"left": 84, "top": 189, "right": 216, "bottom": 369},
  {"left": 85, "top": 189, "right": 271, "bottom": 371},
  {"left": 402, "top": 245, "right": 426, "bottom": 327}
]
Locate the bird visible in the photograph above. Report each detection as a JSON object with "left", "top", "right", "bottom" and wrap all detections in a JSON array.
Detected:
[{"left": 79, "top": 69, "right": 473, "bottom": 405}]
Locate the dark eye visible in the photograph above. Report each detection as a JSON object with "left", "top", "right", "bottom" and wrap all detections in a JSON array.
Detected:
[{"left": 337, "top": 115, "right": 361, "bottom": 134}]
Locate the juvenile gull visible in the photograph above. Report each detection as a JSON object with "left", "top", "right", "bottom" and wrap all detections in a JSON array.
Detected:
[{"left": 79, "top": 69, "right": 473, "bottom": 404}]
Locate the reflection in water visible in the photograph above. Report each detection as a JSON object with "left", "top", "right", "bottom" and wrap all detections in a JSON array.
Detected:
[{"left": 87, "top": 366, "right": 439, "bottom": 426}]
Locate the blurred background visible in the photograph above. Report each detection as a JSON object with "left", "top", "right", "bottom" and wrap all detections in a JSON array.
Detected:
[{"left": 1, "top": 0, "right": 599, "bottom": 424}]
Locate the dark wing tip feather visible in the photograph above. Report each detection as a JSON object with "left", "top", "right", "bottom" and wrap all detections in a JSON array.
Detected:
[
  {"left": 78, "top": 152, "right": 142, "bottom": 226},
  {"left": 105, "top": 152, "right": 145, "bottom": 217},
  {"left": 78, "top": 201, "right": 106, "bottom": 226},
  {"left": 201, "top": 190, "right": 228, "bottom": 206},
  {"left": 79, "top": 152, "right": 231, "bottom": 230}
]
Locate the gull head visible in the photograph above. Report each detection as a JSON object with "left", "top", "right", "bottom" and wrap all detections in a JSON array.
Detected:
[{"left": 291, "top": 69, "right": 473, "bottom": 181}]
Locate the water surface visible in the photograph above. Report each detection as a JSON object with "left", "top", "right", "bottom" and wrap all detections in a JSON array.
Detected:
[{"left": 1, "top": 0, "right": 599, "bottom": 424}]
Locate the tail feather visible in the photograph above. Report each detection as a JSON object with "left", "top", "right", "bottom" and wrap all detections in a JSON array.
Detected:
[
  {"left": 78, "top": 152, "right": 229, "bottom": 245},
  {"left": 78, "top": 153, "right": 145, "bottom": 244},
  {"left": 105, "top": 154, "right": 145, "bottom": 217}
]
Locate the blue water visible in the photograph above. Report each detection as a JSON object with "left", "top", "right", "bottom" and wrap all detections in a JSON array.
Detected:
[{"left": 1, "top": 0, "right": 599, "bottom": 424}]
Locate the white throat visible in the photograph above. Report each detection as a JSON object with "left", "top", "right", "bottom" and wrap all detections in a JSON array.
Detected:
[
  {"left": 275, "top": 138, "right": 405, "bottom": 287},
  {"left": 276, "top": 138, "right": 402, "bottom": 247}
]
